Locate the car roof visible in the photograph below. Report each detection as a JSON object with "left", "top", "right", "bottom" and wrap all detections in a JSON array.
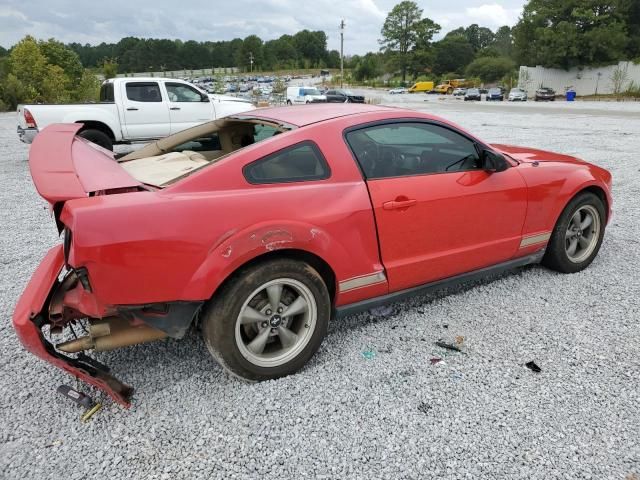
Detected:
[{"left": 238, "top": 104, "right": 394, "bottom": 127}]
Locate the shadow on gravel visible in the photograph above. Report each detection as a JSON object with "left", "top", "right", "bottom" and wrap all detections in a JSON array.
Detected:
[{"left": 330, "top": 264, "right": 542, "bottom": 335}]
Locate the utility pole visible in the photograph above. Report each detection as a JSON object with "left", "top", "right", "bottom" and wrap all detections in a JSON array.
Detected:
[
  {"left": 249, "top": 52, "right": 254, "bottom": 73},
  {"left": 340, "top": 19, "right": 345, "bottom": 88}
]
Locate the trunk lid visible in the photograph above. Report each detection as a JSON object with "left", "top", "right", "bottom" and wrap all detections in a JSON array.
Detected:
[{"left": 29, "top": 124, "right": 141, "bottom": 206}]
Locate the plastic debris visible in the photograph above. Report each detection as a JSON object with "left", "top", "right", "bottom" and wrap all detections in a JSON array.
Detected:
[
  {"left": 45, "top": 440, "right": 63, "bottom": 448},
  {"left": 361, "top": 349, "right": 377, "bottom": 360},
  {"left": 430, "top": 357, "right": 444, "bottom": 365},
  {"left": 369, "top": 305, "right": 394, "bottom": 317},
  {"left": 455, "top": 336, "right": 464, "bottom": 345},
  {"left": 435, "top": 341, "right": 463, "bottom": 352},
  {"left": 450, "top": 372, "right": 464, "bottom": 382},
  {"left": 525, "top": 361, "right": 542, "bottom": 373},
  {"left": 81, "top": 403, "right": 103, "bottom": 422}
]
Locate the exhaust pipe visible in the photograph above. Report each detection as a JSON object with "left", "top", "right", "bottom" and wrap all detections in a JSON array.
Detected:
[{"left": 57, "top": 317, "right": 167, "bottom": 353}]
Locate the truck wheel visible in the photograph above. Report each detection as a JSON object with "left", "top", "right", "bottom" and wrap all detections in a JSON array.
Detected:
[
  {"left": 542, "top": 192, "right": 606, "bottom": 274},
  {"left": 202, "top": 259, "right": 330, "bottom": 381},
  {"left": 78, "top": 129, "right": 113, "bottom": 151}
]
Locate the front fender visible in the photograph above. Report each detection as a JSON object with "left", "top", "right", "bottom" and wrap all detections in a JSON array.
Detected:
[{"left": 181, "top": 220, "right": 347, "bottom": 300}]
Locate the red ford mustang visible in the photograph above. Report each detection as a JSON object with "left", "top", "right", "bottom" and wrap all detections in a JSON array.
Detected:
[{"left": 14, "top": 104, "right": 612, "bottom": 406}]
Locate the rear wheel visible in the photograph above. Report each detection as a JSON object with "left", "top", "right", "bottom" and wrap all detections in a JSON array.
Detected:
[
  {"left": 202, "top": 259, "right": 330, "bottom": 381},
  {"left": 78, "top": 128, "right": 113, "bottom": 151},
  {"left": 542, "top": 192, "right": 606, "bottom": 273}
]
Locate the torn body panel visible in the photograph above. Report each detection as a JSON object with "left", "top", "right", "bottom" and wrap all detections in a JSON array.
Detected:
[{"left": 13, "top": 245, "right": 203, "bottom": 406}]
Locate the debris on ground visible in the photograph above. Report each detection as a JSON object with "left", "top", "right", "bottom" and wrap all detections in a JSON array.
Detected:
[
  {"left": 44, "top": 440, "right": 63, "bottom": 448},
  {"left": 369, "top": 305, "right": 394, "bottom": 317},
  {"left": 455, "top": 336, "right": 464, "bottom": 345},
  {"left": 525, "top": 361, "right": 542, "bottom": 373},
  {"left": 361, "top": 348, "right": 377, "bottom": 360},
  {"left": 435, "top": 340, "right": 463, "bottom": 352},
  {"left": 430, "top": 357, "right": 444, "bottom": 365},
  {"left": 417, "top": 402, "right": 431, "bottom": 414}
]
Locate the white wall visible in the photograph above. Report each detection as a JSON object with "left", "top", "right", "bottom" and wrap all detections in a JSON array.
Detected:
[{"left": 518, "top": 61, "right": 640, "bottom": 96}]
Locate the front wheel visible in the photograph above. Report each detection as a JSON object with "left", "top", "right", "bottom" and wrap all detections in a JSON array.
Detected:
[
  {"left": 542, "top": 192, "right": 606, "bottom": 273},
  {"left": 202, "top": 259, "right": 330, "bottom": 381}
]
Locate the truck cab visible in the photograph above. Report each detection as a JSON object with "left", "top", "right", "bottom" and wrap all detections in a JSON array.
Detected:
[{"left": 17, "top": 77, "right": 254, "bottom": 150}]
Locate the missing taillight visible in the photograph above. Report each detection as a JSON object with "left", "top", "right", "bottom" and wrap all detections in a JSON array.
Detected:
[{"left": 23, "top": 108, "right": 37, "bottom": 129}]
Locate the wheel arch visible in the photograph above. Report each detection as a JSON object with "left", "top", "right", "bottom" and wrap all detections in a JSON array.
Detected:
[
  {"left": 577, "top": 185, "right": 609, "bottom": 221},
  {"left": 75, "top": 120, "right": 116, "bottom": 141},
  {"left": 209, "top": 249, "right": 337, "bottom": 307}
]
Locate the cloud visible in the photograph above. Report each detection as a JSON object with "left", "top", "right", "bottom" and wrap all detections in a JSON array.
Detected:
[
  {"left": 466, "top": 4, "right": 521, "bottom": 28},
  {"left": 0, "top": 0, "right": 525, "bottom": 54}
]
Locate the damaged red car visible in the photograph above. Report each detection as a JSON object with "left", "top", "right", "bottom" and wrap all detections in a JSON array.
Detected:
[{"left": 14, "top": 104, "right": 612, "bottom": 406}]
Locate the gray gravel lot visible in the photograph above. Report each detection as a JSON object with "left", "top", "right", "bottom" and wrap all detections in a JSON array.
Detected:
[{"left": 1, "top": 99, "right": 639, "bottom": 479}]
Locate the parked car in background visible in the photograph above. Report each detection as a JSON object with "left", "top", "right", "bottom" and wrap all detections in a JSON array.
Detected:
[
  {"left": 479, "top": 88, "right": 489, "bottom": 95},
  {"left": 286, "top": 86, "right": 327, "bottom": 105},
  {"left": 16, "top": 78, "right": 254, "bottom": 151},
  {"left": 388, "top": 87, "right": 408, "bottom": 94},
  {"left": 464, "top": 88, "right": 482, "bottom": 101},
  {"left": 535, "top": 87, "right": 556, "bottom": 101},
  {"left": 508, "top": 88, "right": 528, "bottom": 102},
  {"left": 452, "top": 88, "right": 467, "bottom": 97},
  {"left": 486, "top": 88, "right": 504, "bottom": 101},
  {"left": 325, "top": 89, "right": 365, "bottom": 103},
  {"left": 14, "top": 104, "right": 613, "bottom": 406},
  {"left": 408, "top": 81, "right": 435, "bottom": 93}
]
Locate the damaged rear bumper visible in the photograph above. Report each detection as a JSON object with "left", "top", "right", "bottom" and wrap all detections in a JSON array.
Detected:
[
  {"left": 14, "top": 246, "right": 205, "bottom": 407},
  {"left": 13, "top": 246, "right": 134, "bottom": 406}
]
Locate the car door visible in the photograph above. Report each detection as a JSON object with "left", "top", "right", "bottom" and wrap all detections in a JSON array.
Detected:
[
  {"left": 345, "top": 121, "right": 528, "bottom": 293},
  {"left": 164, "top": 82, "right": 214, "bottom": 134},
  {"left": 121, "top": 81, "right": 171, "bottom": 139}
]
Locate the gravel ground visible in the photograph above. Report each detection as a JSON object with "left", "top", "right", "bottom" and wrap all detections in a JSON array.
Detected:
[{"left": 0, "top": 100, "right": 639, "bottom": 480}]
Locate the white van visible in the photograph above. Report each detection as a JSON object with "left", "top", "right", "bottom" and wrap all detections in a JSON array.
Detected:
[{"left": 286, "top": 86, "right": 327, "bottom": 105}]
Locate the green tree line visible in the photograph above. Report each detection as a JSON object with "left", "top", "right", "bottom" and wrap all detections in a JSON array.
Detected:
[
  {"left": 350, "top": 0, "right": 640, "bottom": 85},
  {"left": 67, "top": 31, "right": 339, "bottom": 73},
  {"left": 1, "top": 0, "right": 639, "bottom": 110}
]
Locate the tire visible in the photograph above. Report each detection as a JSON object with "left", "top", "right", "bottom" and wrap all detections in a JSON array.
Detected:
[
  {"left": 542, "top": 192, "right": 606, "bottom": 273},
  {"left": 78, "top": 128, "right": 113, "bottom": 151},
  {"left": 202, "top": 259, "right": 330, "bottom": 381}
]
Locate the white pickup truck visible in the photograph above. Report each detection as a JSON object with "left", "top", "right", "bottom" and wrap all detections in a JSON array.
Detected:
[{"left": 17, "top": 77, "right": 254, "bottom": 150}]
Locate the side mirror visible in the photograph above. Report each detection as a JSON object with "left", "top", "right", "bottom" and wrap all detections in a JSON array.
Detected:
[
  {"left": 201, "top": 94, "right": 210, "bottom": 102},
  {"left": 482, "top": 150, "right": 509, "bottom": 173}
]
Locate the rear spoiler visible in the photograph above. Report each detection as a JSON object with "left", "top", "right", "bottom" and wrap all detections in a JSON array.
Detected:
[{"left": 29, "top": 124, "right": 141, "bottom": 206}]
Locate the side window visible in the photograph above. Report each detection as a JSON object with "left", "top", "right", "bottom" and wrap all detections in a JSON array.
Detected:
[
  {"left": 243, "top": 141, "right": 330, "bottom": 184},
  {"left": 346, "top": 122, "right": 480, "bottom": 179},
  {"left": 99, "top": 83, "right": 114, "bottom": 102},
  {"left": 126, "top": 82, "right": 162, "bottom": 102},
  {"left": 166, "top": 83, "right": 203, "bottom": 102}
]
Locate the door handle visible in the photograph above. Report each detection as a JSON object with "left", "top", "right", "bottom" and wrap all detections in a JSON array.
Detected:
[
  {"left": 126, "top": 107, "right": 138, "bottom": 111},
  {"left": 170, "top": 107, "right": 181, "bottom": 110},
  {"left": 383, "top": 198, "right": 417, "bottom": 210}
]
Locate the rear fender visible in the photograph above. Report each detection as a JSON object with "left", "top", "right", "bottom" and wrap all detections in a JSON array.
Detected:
[{"left": 181, "top": 221, "right": 346, "bottom": 300}]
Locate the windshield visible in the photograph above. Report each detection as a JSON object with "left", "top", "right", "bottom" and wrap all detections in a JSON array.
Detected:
[
  {"left": 303, "top": 88, "right": 321, "bottom": 96},
  {"left": 511, "top": 88, "right": 524, "bottom": 93},
  {"left": 467, "top": 89, "right": 479, "bottom": 94},
  {"left": 339, "top": 90, "right": 354, "bottom": 95}
]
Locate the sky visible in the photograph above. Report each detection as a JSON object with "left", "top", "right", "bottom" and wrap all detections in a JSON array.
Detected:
[{"left": 0, "top": 0, "right": 526, "bottom": 54}]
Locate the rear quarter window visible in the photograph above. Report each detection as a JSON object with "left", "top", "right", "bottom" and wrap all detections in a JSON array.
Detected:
[{"left": 243, "top": 141, "right": 330, "bottom": 184}]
